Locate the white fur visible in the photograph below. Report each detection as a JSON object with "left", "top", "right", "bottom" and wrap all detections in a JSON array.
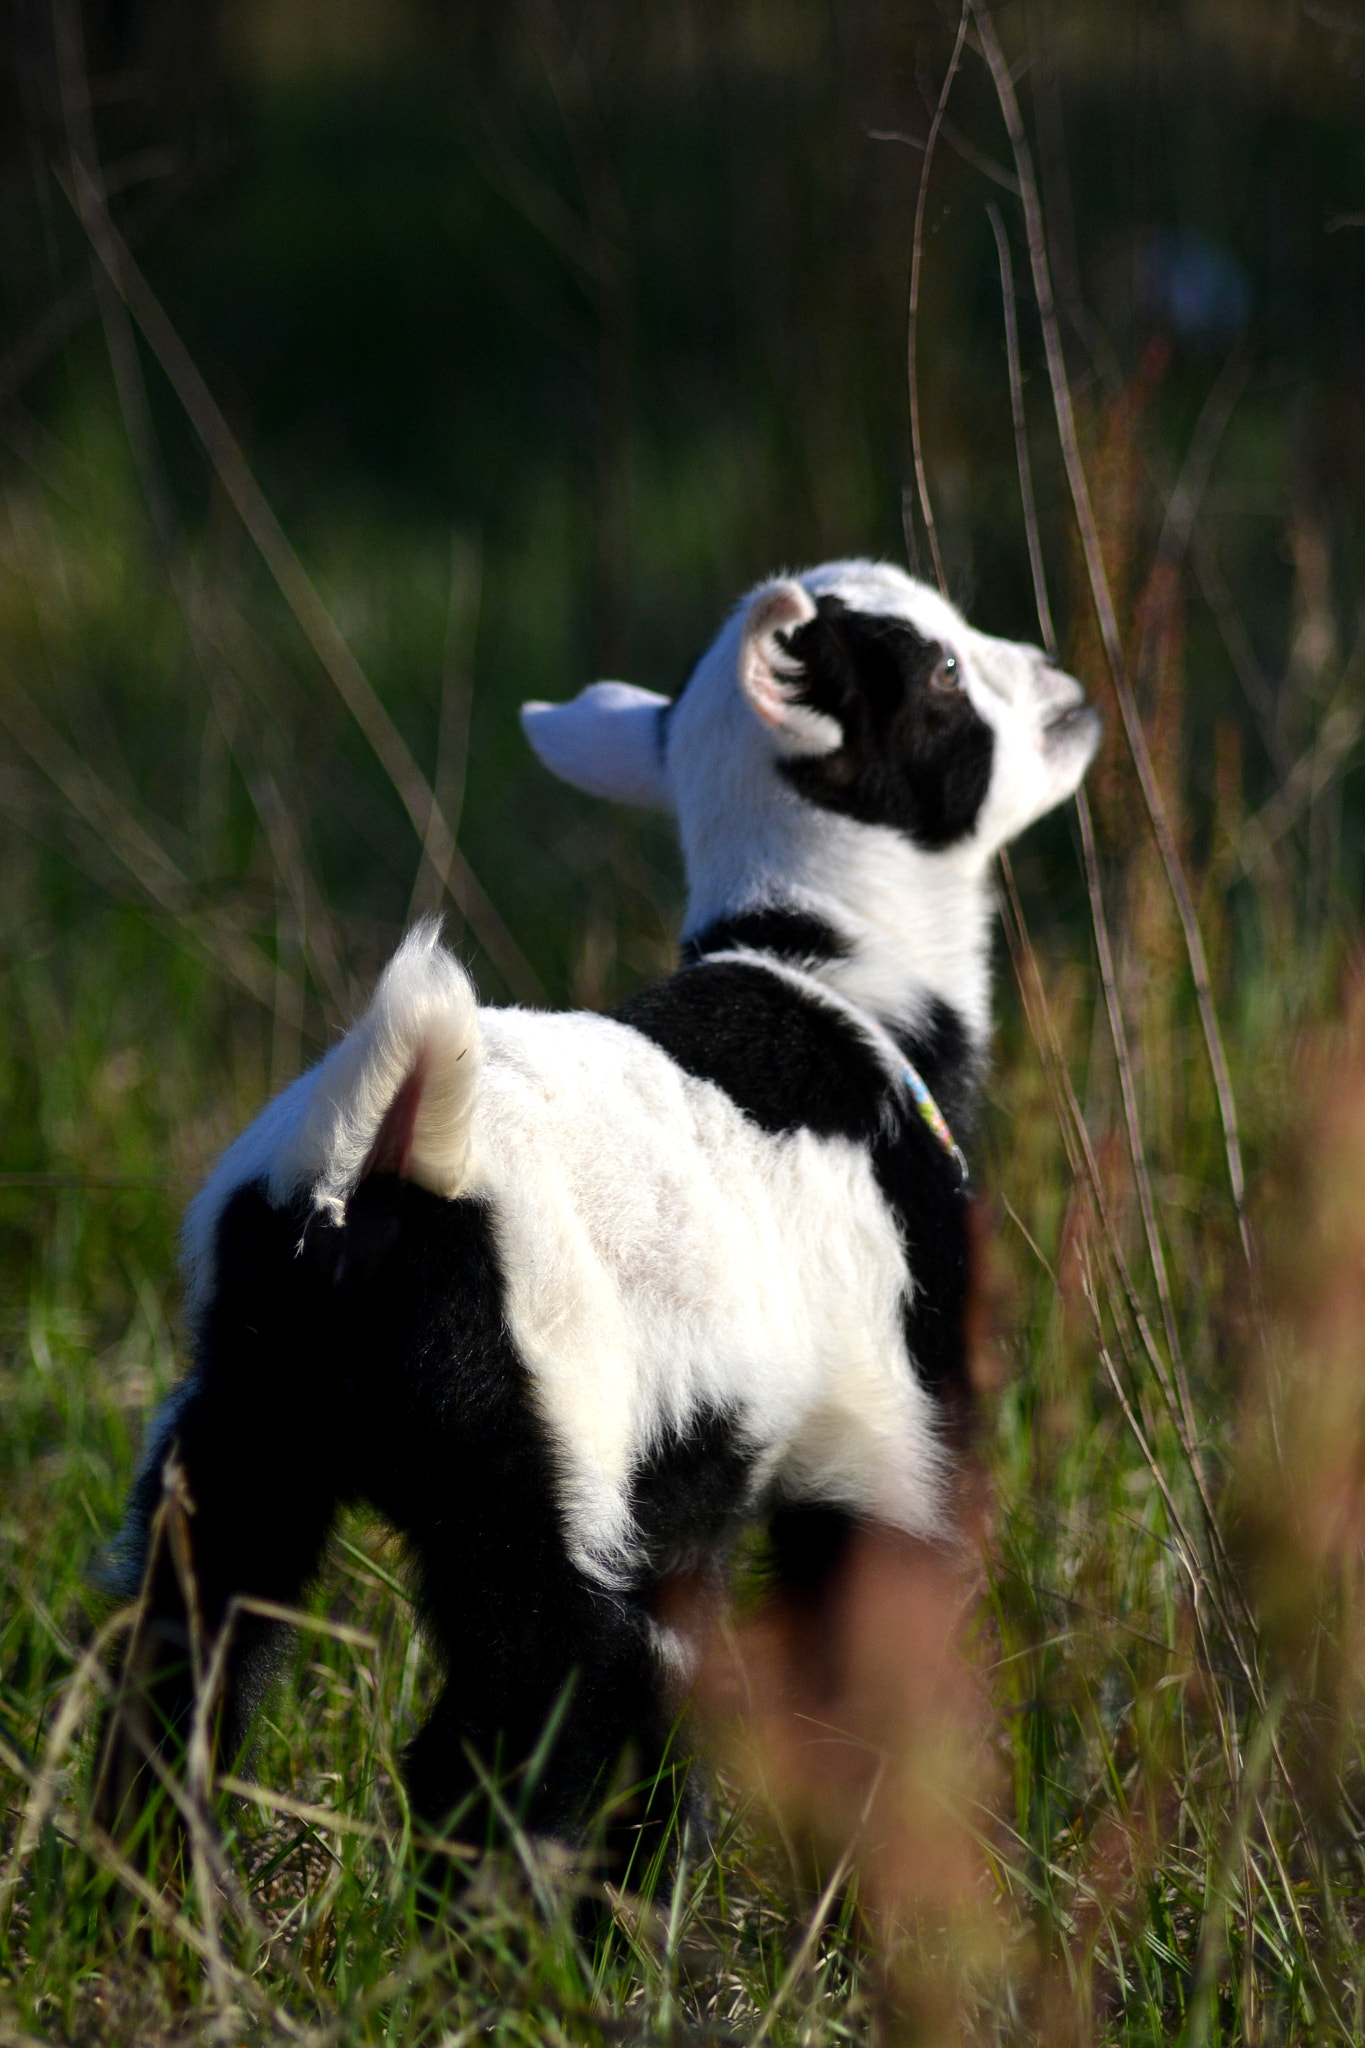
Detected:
[
  {"left": 465, "top": 1006, "right": 944, "bottom": 1582},
  {"left": 537, "top": 560, "right": 1095, "bottom": 1047},
  {"left": 182, "top": 921, "right": 480, "bottom": 1314},
  {"left": 276, "top": 919, "right": 480, "bottom": 1220},
  {"left": 176, "top": 967, "right": 944, "bottom": 1592},
  {"left": 169, "top": 559, "right": 1095, "bottom": 1601}
]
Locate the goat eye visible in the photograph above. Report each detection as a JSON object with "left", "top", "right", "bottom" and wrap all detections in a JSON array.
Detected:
[{"left": 930, "top": 652, "right": 962, "bottom": 692}]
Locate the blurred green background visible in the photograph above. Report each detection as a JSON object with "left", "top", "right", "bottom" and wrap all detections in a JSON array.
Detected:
[
  {"left": 0, "top": 0, "right": 1360, "bottom": 1360},
  {"left": 4, "top": 9, "right": 1365, "bottom": 2036}
]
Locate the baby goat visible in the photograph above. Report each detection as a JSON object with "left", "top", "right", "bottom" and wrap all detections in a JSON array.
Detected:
[{"left": 99, "top": 559, "right": 1098, "bottom": 1865}]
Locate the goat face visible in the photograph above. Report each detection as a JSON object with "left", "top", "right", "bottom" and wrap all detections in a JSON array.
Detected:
[{"left": 522, "top": 561, "right": 1099, "bottom": 909}]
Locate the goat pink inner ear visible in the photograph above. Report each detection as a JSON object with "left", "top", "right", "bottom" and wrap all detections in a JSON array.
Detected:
[
  {"left": 364, "top": 1055, "right": 428, "bottom": 1181},
  {"left": 741, "top": 584, "right": 813, "bottom": 724},
  {"left": 740, "top": 581, "right": 842, "bottom": 756}
]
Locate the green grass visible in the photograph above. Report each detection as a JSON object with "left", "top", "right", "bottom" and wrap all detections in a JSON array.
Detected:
[
  {"left": 3, "top": 31, "right": 1365, "bottom": 2030},
  {"left": 3, "top": 783, "right": 1365, "bottom": 2043}
]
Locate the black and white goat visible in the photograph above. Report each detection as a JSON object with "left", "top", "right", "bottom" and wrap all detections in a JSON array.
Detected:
[{"left": 99, "top": 559, "right": 1098, "bottom": 1861}]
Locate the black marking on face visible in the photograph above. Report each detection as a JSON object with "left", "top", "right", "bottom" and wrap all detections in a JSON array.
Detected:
[{"left": 778, "top": 595, "right": 995, "bottom": 850}]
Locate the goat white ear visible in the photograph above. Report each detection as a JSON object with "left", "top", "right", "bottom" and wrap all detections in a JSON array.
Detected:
[
  {"left": 520, "top": 682, "right": 673, "bottom": 810},
  {"left": 738, "top": 580, "right": 842, "bottom": 757}
]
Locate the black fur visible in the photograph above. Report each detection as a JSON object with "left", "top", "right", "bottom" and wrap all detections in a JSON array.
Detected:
[
  {"left": 766, "top": 1502, "right": 858, "bottom": 1604},
  {"left": 100, "top": 1176, "right": 681, "bottom": 1862},
  {"left": 889, "top": 994, "right": 981, "bottom": 1151},
  {"left": 615, "top": 946, "right": 977, "bottom": 1417},
  {"left": 100, "top": 587, "right": 1006, "bottom": 1878},
  {"left": 630, "top": 1406, "right": 756, "bottom": 1576},
  {"left": 680, "top": 907, "right": 849, "bottom": 969},
  {"left": 615, "top": 960, "right": 887, "bottom": 1142},
  {"left": 779, "top": 595, "right": 995, "bottom": 849},
  {"left": 103, "top": 943, "right": 978, "bottom": 1865}
]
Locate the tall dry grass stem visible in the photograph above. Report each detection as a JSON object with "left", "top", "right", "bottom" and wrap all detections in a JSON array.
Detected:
[
  {"left": 905, "top": 1, "right": 969, "bottom": 597},
  {"left": 986, "top": 197, "right": 1207, "bottom": 1508},
  {"left": 407, "top": 532, "right": 483, "bottom": 932},
  {"left": 969, "top": 0, "right": 1255, "bottom": 1282},
  {"left": 0, "top": 664, "right": 285, "bottom": 1008},
  {"left": 986, "top": 201, "right": 1056, "bottom": 660}
]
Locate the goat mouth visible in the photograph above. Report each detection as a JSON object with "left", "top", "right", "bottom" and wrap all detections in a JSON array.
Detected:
[{"left": 1043, "top": 702, "right": 1101, "bottom": 747}]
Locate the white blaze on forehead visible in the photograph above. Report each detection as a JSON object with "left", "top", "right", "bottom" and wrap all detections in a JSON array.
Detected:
[
  {"left": 797, "top": 561, "right": 1051, "bottom": 709},
  {"left": 799, "top": 559, "right": 967, "bottom": 643}
]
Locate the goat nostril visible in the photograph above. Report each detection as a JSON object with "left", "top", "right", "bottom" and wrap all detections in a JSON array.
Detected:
[{"left": 1039, "top": 664, "right": 1084, "bottom": 709}]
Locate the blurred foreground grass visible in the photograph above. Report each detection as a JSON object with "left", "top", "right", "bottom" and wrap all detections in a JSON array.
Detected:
[
  {"left": 5, "top": 680, "right": 1365, "bottom": 2047},
  {"left": 1, "top": 389, "right": 1363, "bottom": 2045},
  {"left": 3, "top": 2, "right": 1365, "bottom": 2041}
]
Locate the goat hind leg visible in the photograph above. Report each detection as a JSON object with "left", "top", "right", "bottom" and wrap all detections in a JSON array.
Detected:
[{"left": 95, "top": 1190, "right": 348, "bottom": 1842}]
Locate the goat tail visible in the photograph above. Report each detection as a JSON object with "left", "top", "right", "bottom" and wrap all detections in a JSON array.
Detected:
[{"left": 273, "top": 915, "right": 485, "bottom": 1224}]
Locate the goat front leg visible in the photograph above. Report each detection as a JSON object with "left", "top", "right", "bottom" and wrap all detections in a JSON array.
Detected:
[{"left": 404, "top": 1520, "right": 691, "bottom": 1905}]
